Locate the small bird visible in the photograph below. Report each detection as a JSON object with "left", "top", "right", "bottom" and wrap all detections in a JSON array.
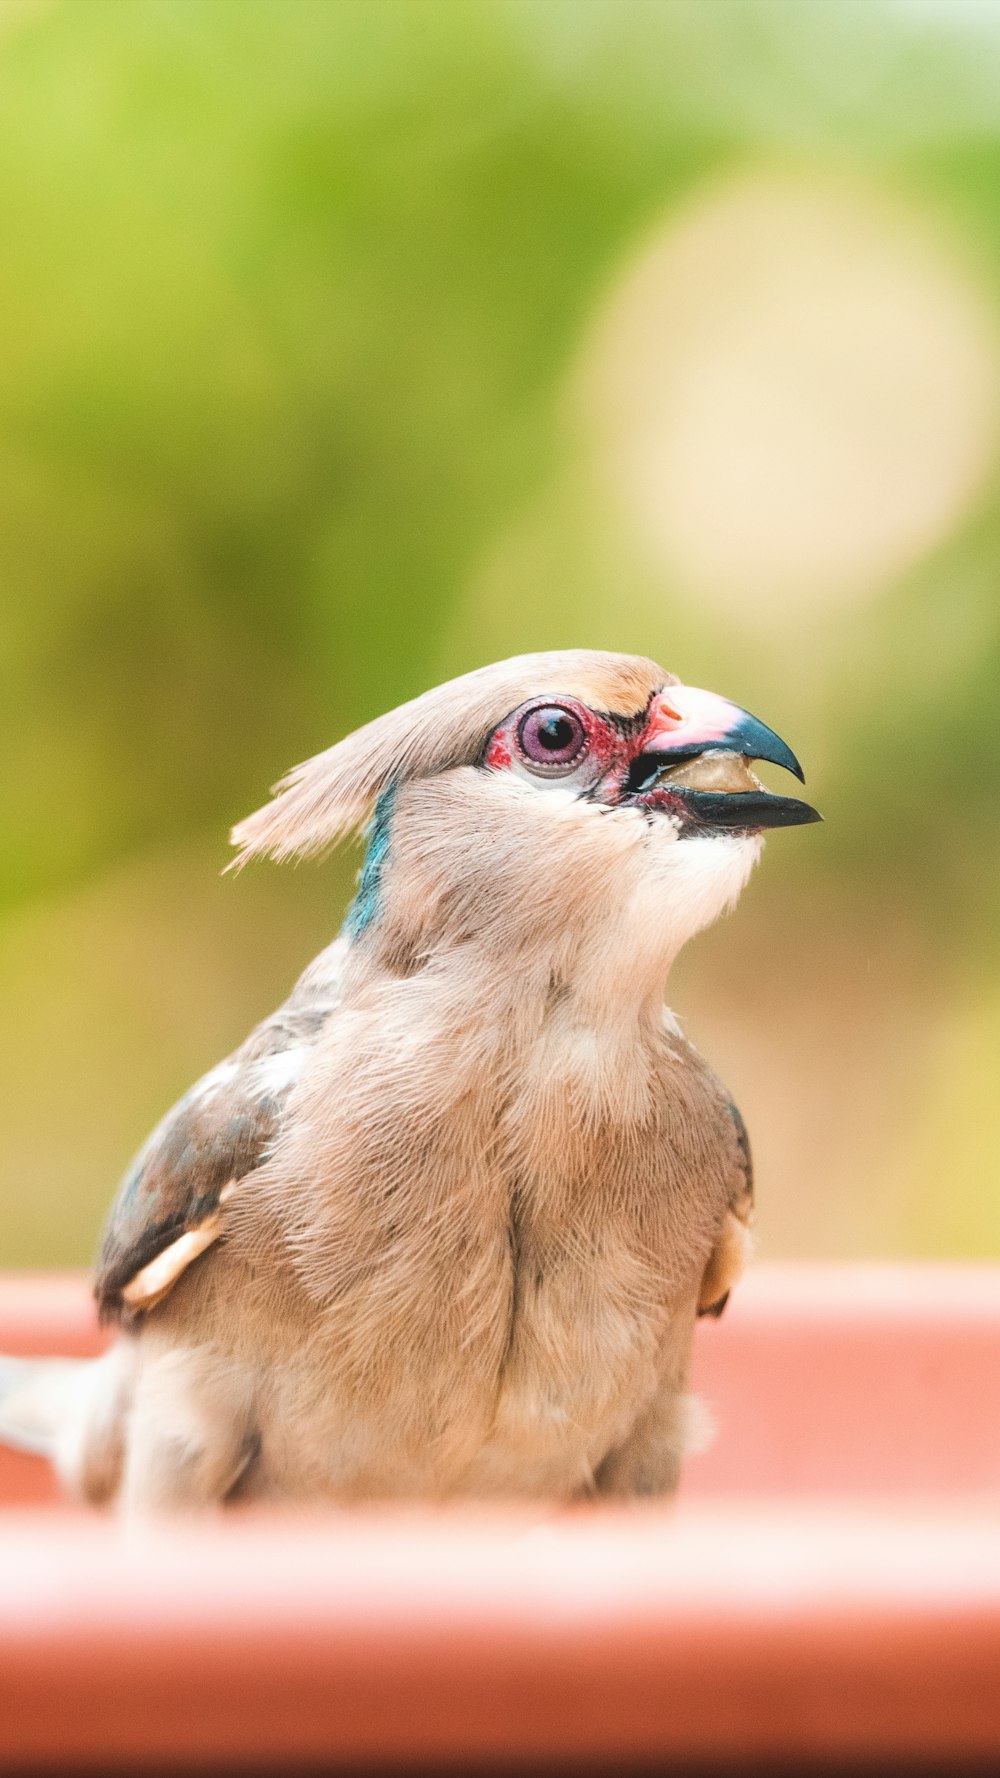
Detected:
[{"left": 0, "top": 651, "right": 818, "bottom": 1513}]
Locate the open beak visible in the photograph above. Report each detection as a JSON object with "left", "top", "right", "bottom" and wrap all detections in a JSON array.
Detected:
[{"left": 632, "top": 685, "right": 821, "bottom": 831}]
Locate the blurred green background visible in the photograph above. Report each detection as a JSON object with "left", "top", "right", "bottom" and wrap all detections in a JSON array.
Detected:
[{"left": 2, "top": 0, "right": 999, "bottom": 1267}]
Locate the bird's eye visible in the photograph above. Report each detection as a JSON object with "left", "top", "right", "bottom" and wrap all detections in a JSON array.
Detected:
[{"left": 516, "top": 703, "right": 588, "bottom": 773}]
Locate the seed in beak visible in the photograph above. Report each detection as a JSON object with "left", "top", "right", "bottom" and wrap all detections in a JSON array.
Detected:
[{"left": 647, "top": 752, "right": 764, "bottom": 795}]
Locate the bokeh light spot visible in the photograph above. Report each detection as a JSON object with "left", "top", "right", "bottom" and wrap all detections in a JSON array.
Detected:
[{"left": 583, "top": 168, "right": 1000, "bottom": 621}]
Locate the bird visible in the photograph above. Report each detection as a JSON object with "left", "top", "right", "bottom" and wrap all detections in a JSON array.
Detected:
[{"left": 0, "top": 650, "right": 819, "bottom": 1514}]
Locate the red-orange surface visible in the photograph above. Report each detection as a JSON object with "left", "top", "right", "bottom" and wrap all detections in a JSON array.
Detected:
[{"left": 1, "top": 1266, "right": 999, "bottom": 1769}]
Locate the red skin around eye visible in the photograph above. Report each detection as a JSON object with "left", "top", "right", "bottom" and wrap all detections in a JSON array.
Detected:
[
  {"left": 584, "top": 715, "right": 623, "bottom": 773},
  {"left": 484, "top": 707, "right": 625, "bottom": 780}
]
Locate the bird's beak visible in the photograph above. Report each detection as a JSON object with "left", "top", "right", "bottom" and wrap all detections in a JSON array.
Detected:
[{"left": 631, "top": 685, "right": 821, "bottom": 830}]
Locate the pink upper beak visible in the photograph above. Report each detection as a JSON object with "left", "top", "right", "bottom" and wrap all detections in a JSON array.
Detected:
[{"left": 642, "top": 685, "right": 806, "bottom": 782}]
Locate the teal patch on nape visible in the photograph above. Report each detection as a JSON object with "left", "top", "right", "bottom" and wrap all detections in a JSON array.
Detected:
[{"left": 344, "top": 784, "right": 398, "bottom": 937}]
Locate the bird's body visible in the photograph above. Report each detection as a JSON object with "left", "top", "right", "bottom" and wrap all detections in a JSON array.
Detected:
[{"left": 0, "top": 651, "right": 815, "bottom": 1513}]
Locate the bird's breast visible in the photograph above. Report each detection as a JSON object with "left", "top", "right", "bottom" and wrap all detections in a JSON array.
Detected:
[{"left": 238, "top": 977, "right": 726, "bottom": 1500}]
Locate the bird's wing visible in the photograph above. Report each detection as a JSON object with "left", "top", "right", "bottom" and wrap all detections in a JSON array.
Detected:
[
  {"left": 697, "top": 1094, "right": 754, "bottom": 1319},
  {"left": 94, "top": 937, "right": 348, "bottom": 1323}
]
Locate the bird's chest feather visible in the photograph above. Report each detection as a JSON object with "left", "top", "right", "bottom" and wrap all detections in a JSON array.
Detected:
[
  {"left": 460, "top": 1027, "right": 710, "bottom": 1492},
  {"left": 238, "top": 982, "right": 727, "bottom": 1495}
]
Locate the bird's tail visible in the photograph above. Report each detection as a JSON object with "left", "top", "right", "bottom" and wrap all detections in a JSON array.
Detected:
[{"left": 0, "top": 1345, "right": 131, "bottom": 1505}]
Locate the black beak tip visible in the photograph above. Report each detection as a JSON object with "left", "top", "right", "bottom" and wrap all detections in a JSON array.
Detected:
[
  {"left": 761, "top": 794, "right": 823, "bottom": 829},
  {"left": 760, "top": 795, "right": 822, "bottom": 830},
  {"left": 723, "top": 709, "right": 806, "bottom": 785}
]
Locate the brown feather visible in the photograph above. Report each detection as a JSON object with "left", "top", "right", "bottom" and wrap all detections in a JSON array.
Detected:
[{"left": 94, "top": 936, "right": 349, "bottom": 1320}]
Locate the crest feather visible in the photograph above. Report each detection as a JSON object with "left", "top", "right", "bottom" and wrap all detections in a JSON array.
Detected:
[{"left": 229, "top": 650, "right": 669, "bottom": 867}]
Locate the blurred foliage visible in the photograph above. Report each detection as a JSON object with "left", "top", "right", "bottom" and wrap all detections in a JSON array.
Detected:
[{"left": 1, "top": 0, "right": 999, "bottom": 1265}]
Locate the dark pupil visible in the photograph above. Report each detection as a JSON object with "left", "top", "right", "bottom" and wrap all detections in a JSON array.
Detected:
[{"left": 538, "top": 714, "right": 574, "bottom": 751}]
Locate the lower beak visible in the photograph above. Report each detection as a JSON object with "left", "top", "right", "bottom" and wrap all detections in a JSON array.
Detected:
[
  {"left": 633, "top": 686, "right": 822, "bottom": 831},
  {"left": 658, "top": 786, "right": 822, "bottom": 830}
]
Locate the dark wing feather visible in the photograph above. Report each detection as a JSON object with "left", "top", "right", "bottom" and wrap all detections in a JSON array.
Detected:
[
  {"left": 697, "top": 1095, "right": 754, "bottom": 1320},
  {"left": 726, "top": 1095, "right": 754, "bottom": 1219},
  {"left": 95, "top": 937, "right": 346, "bottom": 1322}
]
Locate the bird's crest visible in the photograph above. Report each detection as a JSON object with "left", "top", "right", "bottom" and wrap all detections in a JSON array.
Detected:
[{"left": 229, "top": 650, "right": 668, "bottom": 866}]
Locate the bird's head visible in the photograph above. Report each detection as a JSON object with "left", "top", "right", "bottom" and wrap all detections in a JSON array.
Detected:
[{"left": 232, "top": 651, "right": 818, "bottom": 997}]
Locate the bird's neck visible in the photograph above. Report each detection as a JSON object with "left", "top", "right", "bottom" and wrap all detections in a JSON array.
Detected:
[{"left": 339, "top": 772, "right": 760, "bottom": 1030}]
